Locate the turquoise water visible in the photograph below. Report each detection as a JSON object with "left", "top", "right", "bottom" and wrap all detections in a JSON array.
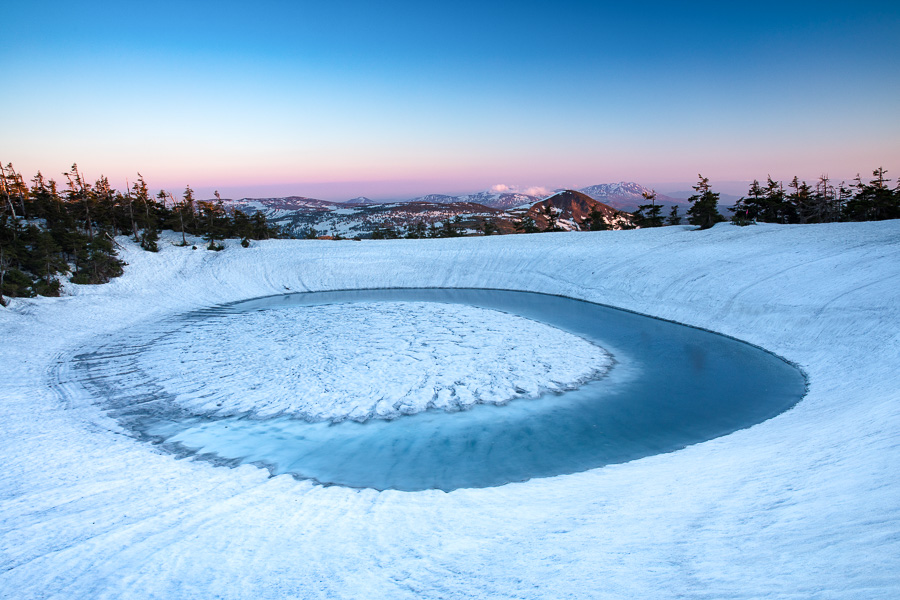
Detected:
[{"left": 76, "top": 289, "right": 807, "bottom": 491}]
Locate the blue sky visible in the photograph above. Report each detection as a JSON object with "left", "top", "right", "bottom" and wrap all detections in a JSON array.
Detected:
[{"left": 3, "top": 1, "right": 899, "bottom": 199}]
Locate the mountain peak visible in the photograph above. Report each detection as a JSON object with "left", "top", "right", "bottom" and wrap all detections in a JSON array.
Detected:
[{"left": 577, "top": 183, "right": 684, "bottom": 211}]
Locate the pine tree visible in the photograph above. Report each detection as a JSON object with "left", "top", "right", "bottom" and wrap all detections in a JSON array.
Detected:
[
  {"left": 478, "top": 218, "right": 497, "bottom": 236},
  {"left": 542, "top": 204, "right": 563, "bottom": 232},
  {"left": 731, "top": 179, "right": 763, "bottom": 225},
  {"left": 405, "top": 220, "right": 427, "bottom": 238},
  {"left": 0, "top": 164, "right": 19, "bottom": 219},
  {"left": 634, "top": 190, "right": 664, "bottom": 227},
  {"left": 845, "top": 168, "right": 898, "bottom": 221},
  {"left": 666, "top": 205, "right": 681, "bottom": 225},
  {"left": 686, "top": 175, "right": 724, "bottom": 230},
  {"left": 581, "top": 205, "right": 609, "bottom": 231},
  {"left": 64, "top": 164, "right": 95, "bottom": 240},
  {"left": 1, "top": 163, "right": 28, "bottom": 219},
  {"left": 514, "top": 215, "right": 539, "bottom": 234},
  {"left": 760, "top": 176, "right": 786, "bottom": 223}
]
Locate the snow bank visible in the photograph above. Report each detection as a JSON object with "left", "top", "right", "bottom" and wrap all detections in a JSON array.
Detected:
[{"left": 1, "top": 221, "right": 899, "bottom": 599}]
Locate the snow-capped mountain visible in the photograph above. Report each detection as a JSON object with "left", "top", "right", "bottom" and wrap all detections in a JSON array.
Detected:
[{"left": 576, "top": 182, "right": 685, "bottom": 212}]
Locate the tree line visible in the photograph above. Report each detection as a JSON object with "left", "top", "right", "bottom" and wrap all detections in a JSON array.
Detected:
[
  {"left": 632, "top": 168, "right": 900, "bottom": 230},
  {"left": 3, "top": 162, "right": 897, "bottom": 304},
  {"left": 0, "top": 163, "right": 282, "bottom": 305}
]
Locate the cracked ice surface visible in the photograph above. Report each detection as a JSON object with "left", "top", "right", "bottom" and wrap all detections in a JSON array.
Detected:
[{"left": 143, "top": 301, "right": 611, "bottom": 421}]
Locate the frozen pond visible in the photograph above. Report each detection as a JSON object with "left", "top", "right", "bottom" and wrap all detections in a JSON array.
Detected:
[{"left": 65, "top": 288, "right": 806, "bottom": 491}]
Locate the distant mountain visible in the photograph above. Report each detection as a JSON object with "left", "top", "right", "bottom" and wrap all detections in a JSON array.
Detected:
[
  {"left": 220, "top": 190, "right": 632, "bottom": 238},
  {"left": 221, "top": 196, "right": 505, "bottom": 238},
  {"left": 521, "top": 190, "right": 632, "bottom": 231},
  {"left": 409, "top": 190, "right": 544, "bottom": 210},
  {"left": 224, "top": 196, "right": 339, "bottom": 212},
  {"left": 576, "top": 182, "right": 685, "bottom": 212}
]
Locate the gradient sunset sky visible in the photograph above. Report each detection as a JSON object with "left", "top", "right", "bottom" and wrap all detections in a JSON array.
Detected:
[{"left": 4, "top": 0, "right": 899, "bottom": 200}]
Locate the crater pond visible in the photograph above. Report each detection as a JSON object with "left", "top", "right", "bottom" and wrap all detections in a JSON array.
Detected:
[{"left": 64, "top": 288, "right": 807, "bottom": 492}]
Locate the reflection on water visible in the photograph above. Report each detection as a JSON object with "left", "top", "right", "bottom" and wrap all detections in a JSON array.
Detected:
[{"left": 76, "top": 289, "right": 807, "bottom": 491}]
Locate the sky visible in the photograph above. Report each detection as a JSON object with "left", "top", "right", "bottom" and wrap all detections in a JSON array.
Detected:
[{"left": 3, "top": 0, "right": 899, "bottom": 200}]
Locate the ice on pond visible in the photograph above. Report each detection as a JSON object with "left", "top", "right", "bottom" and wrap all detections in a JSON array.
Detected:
[
  {"left": 141, "top": 301, "right": 613, "bottom": 422},
  {"left": 68, "top": 288, "right": 806, "bottom": 492}
]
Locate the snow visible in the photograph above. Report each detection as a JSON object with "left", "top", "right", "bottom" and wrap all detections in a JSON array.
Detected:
[
  {"left": 1, "top": 221, "right": 899, "bottom": 599},
  {"left": 137, "top": 301, "right": 611, "bottom": 421}
]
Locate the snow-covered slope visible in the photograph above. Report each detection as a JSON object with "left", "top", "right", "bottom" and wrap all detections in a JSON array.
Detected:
[
  {"left": 410, "top": 190, "right": 545, "bottom": 210},
  {"left": 579, "top": 181, "right": 685, "bottom": 211},
  {"left": 1, "top": 221, "right": 898, "bottom": 599}
]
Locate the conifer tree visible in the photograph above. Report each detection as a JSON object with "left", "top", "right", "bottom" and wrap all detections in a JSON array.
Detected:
[
  {"left": 666, "top": 205, "right": 681, "bottom": 225},
  {"left": 808, "top": 175, "right": 835, "bottom": 223},
  {"left": 64, "top": 164, "right": 95, "bottom": 240},
  {"left": 542, "top": 204, "right": 563, "bottom": 232},
  {"left": 479, "top": 218, "right": 497, "bottom": 235},
  {"left": 581, "top": 205, "right": 609, "bottom": 231},
  {"left": 406, "top": 220, "right": 427, "bottom": 238},
  {"left": 761, "top": 177, "right": 786, "bottom": 223},
  {"left": 514, "top": 215, "right": 539, "bottom": 234},
  {"left": 686, "top": 175, "right": 724, "bottom": 230},
  {"left": 845, "top": 168, "right": 898, "bottom": 221},
  {"left": 731, "top": 179, "right": 763, "bottom": 224},
  {"left": 1, "top": 163, "right": 28, "bottom": 218},
  {"left": 634, "top": 190, "right": 664, "bottom": 227}
]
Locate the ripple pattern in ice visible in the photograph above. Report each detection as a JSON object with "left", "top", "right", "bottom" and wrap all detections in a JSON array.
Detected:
[{"left": 139, "top": 302, "right": 612, "bottom": 422}]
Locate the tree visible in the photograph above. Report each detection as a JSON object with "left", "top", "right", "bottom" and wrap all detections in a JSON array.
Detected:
[
  {"left": 686, "top": 175, "right": 724, "bottom": 230},
  {"left": 845, "top": 168, "right": 898, "bottom": 221},
  {"left": 167, "top": 188, "right": 191, "bottom": 246},
  {"left": 634, "top": 190, "right": 664, "bottom": 227},
  {"left": 1, "top": 163, "right": 28, "bottom": 219},
  {"left": 0, "top": 164, "right": 18, "bottom": 219},
  {"left": 581, "top": 205, "right": 609, "bottom": 231},
  {"left": 542, "top": 204, "right": 563, "bottom": 232},
  {"left": 64, "top": 164, "right": 94, "bottom": 240},
  {"left": 785, "top": 176, "right": 810, "bottom": 224},
  {"left": 666, "top": 205, "right": 681, "bottom": 225},
  {"left": 371, "top": 225, "right": 400, "bottom": 239},
  {"left": 199, "top": 193, "right": 226, "bottom": 250},
  {"left": 441, "top": 217, "right": 463, "bottom": 238},
  {"left": 761, "top": 176, "right": 787, "bottom": 223},
  {"left": 514, "top": 215, "right": 539, "bottom": 234},
  {"left": 730, "top": 180, "right": 762, "bottom": 226},
  {"left": 478, "top": 218, "right": 497, "bottom": 236},
  {"left": 405, "top": 220, "right": 427, "bottom": 238}
]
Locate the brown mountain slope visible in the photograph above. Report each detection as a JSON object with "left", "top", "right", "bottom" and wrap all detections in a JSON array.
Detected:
[{"left": 524, "top": 190, "right": 632, "bottom": 230}]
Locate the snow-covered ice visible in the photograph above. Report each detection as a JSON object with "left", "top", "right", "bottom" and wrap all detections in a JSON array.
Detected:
[
  {"left": 139, "top": 301, "right": 611, "bottom": 421},
  {"left": 1, "top": 221, "right": 899, "bottom": 599}
]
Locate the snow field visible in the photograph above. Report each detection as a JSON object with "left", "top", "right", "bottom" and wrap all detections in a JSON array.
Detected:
[{"left": 0, "top": 221, "right": 898, "bottom": 599}]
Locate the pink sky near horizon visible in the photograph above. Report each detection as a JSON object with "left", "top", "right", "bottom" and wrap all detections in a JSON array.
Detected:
[{"left": 8, "top": 143, "right": 896, "bottom": 202}]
